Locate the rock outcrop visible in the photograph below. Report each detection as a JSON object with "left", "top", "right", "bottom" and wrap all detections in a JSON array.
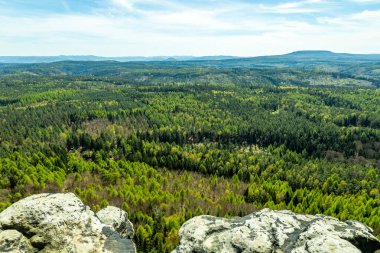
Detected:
[
  {"left": 0, "top": 193, "right": 136, "bottom": 253},
  {"left": 97, "top": 206, "right": 134, "bottom": 239},
  {"left": 173, "top": 208, "right": 380, "bottom": 253}
]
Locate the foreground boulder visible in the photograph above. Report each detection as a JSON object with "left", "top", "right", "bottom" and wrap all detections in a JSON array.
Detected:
[
  {"left": 97, "top": 206, "right": 134, "bottom": 239},
  {"left": 0, "top": 193, "right": 136, "bottom": 253},
  {"left": 173, "top": 208, "right": 380, "bottom": 253}
]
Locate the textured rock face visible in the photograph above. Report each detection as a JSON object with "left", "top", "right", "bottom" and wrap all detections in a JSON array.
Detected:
[
  {"left": 173, "top": 208, "right": 380, "bottom": 253},
  {"left": 0, "top": 230, "right": 35, "bottom": 253},
  {"left": 97, "top": 206, "right": 134, "bottom": 239},
  {"left": 0, "top": 193, "right": 136, "bottom": 253}
]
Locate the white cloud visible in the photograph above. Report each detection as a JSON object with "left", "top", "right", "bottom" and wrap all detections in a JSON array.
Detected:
[
  {"left": 318, "top": 9, "right": 380, "bottom": 27},
  {"left": 351, "top": 9, "right": 380, "bottom": 19},
  {"left": 0, "top": 0, "right": 379, "bottom": 56},
  {"left": 110, "top": 0, "right": 134, "bottom": 11},
  {"left": 256, "top": 0, "right": 327, "bottom": 14},
  {"left": 351, "top": 0, "right": 380, "bottom": 3}
]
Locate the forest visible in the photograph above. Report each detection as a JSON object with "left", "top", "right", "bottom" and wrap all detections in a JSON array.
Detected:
[{"left": 0, "top": 61, "right": 379, "bottom": 252}]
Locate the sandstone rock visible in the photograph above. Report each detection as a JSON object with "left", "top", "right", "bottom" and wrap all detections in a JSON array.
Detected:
[
  {"left": 173, "top": 208, "right": 380, "bottom": 253},
  {"left": 0, "top": 193, "right": 136, "bottom": 253},
  {"left": 0, "top": 229, "right": 36, "bottom": 253},
  {"left": 97, "top": 206, "right": 134, "bottom": 239}
]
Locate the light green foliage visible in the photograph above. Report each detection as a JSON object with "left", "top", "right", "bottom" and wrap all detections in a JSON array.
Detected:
[{"left": 0, "top": 64, "right": 379, "bottom": 252}]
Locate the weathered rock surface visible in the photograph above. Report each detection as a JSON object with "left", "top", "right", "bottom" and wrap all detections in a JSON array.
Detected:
[
  {"left": 173, "top": 208, "right": 380, "bottom": 253},
  {"left": 0, "top": 193, "right": 136, "bottom": 253},
  {"left": 97, "top": 206, "right": 134, "bottom": 239},
  {"left": 0, "top": 229, "right": 35, "bottom": 253}
]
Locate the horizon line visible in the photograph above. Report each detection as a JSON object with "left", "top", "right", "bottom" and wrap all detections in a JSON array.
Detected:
[{"left": 1, "top": 50, "right": 380, "bottom": 57}]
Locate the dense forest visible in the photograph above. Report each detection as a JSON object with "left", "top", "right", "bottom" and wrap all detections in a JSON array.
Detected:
[{"left": 0, "top": 62, "right": 379, "bottom": 252}]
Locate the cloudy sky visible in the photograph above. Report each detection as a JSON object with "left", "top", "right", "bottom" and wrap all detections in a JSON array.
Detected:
[{"left": 0, "top": 0, "right": 379, "bottom": 56}]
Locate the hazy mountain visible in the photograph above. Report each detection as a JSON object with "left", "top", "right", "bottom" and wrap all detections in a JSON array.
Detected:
[
  {"left": 1, "top": 51, "right": 380, "bottom": 64},
  {"left": 171, "top": 50, "right": 380, "bottom": 76},
  {"left": 1, "top": 51, "right": 380, "bottom": 77}
]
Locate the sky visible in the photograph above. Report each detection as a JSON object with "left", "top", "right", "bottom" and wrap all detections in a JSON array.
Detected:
[{"left": 0, "top": 0, "right": 380, "bottom": 56}]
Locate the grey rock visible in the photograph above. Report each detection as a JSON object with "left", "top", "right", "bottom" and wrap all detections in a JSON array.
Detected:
[
  {"left": 104, "top": 233, "right": 137, "bottom": 253},
  {"left": 173, "top": 208, "right": 380, "bottom": 253},
  {"left": 0, "top": 193, "right": 136, "bottom": 253},
  {"left": 97, "top": 206, "right": 134, "bottom": 239},
  {"left": 0, "top": 229, "right": 36, "bottom": 253}
]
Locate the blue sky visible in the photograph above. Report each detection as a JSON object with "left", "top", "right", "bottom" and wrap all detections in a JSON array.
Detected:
[{"left": 0, "top": 0, "right": 380, "bottom": 56}]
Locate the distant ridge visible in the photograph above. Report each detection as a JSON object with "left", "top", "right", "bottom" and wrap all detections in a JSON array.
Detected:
[
  {"left": 286, "top": 50, "right": 335, "bottom": 55},
  {"left": 284, "top": 50, "right": 380, "bottom": 58},
  {"left": 1, "top": 51, "right": 380, "bottom": 73}
]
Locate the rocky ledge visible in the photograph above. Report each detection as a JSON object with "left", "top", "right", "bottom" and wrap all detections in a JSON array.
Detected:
[
  {"left": 1, "top": 194, "right": 379, "bottom": 253},
  {"left": 0, "top": 193, "right": 136, "bottom": 253},
  {"left": 173, "top": 208, "right": 380, "bottom": 253}
]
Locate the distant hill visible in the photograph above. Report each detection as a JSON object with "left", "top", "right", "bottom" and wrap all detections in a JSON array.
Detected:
[
  {"left": 175, "top": 50, "right": 380, "bottom": 76},
  {"left": 215, "top": 50, "right": 380, "bottom": 66},
  {"left": 0, "top": 51, "right": 380, "bottom": 77},
  {"left": 1, "top": 51, "right": 380, "bottom": 64},
  {"left": 287, "top": 50, "right": 335, "bottom": 55},
  {"left": 283, "top": 50, "right": 380, "bottom": 61}
]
